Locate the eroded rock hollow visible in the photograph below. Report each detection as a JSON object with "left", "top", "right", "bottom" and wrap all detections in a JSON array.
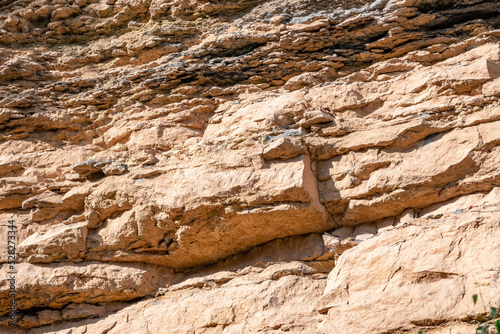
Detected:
[{"left": 0, "top": 0, "right": 499, "bottom": 332}]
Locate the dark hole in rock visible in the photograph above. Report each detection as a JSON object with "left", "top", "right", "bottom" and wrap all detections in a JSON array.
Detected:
[{"left": 88, "top": 171, "right": 106, "bottom": 181}]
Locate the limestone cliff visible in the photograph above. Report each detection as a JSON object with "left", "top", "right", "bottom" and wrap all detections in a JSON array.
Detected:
[{"left": 0, "top": 0, "right": 499, "bottom": 332}]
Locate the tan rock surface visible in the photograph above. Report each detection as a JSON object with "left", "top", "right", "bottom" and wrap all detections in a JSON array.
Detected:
[
  {"left": 318, "top": 188, "right": 500, "bottom": 333},
  {"left": 0, "top": 0, "right": 499, "bottom": 332}
]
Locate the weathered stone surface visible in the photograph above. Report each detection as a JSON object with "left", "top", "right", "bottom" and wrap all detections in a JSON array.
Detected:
[
  {"left": 0, "top": 0, "right": 499, "bottom": 332},
  {"left": 318, "top": 188, "right": 500, "bottom": 333},
  {"left": 0, "top": 262, "right": 173, "bottom": 315},
  {"left": 29, "top": 272, "right": 326, "bottom": 334},
  {"left": 18, "top": 221, "right": 87, "bottom": 262}
]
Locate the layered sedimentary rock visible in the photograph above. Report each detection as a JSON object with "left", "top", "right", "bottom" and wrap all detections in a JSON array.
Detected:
[{"left": 0, "top": 0, "right": 499, "bottom": 332}]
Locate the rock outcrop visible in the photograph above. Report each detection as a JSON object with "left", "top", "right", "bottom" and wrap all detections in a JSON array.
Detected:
[{"left": 0, "top": 0, "right": 499, "bottom": 332}]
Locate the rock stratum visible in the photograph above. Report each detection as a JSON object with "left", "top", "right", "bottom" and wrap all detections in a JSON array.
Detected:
[{"left": 0, "top": 0, "right": 500, "bottom": 332}]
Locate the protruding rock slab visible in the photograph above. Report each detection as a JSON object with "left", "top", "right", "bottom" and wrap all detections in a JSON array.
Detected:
[
  {"left": 84, "top": 154, "right": 333, "bottom": 268},
  {"left": 0, "top": 262, "right": 173, "bottom": 316}
]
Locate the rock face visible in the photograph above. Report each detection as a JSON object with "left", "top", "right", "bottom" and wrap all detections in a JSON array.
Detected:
[{"left": 0, "top": 0, "right": 499, "bottom": 332}]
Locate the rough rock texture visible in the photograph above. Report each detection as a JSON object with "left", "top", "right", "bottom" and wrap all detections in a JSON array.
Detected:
[{"left": 0, "top": 0, "right": 499, "bottom": 332}]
